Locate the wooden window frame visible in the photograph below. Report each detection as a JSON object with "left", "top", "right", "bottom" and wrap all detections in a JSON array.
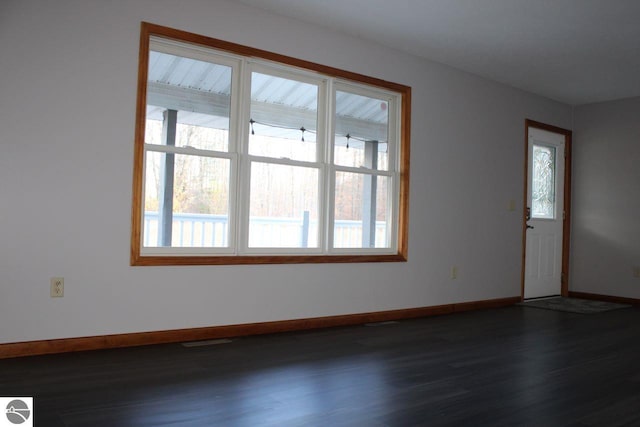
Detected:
[{"left": 130, "top": 22, "right": 411, "bottom": 265}]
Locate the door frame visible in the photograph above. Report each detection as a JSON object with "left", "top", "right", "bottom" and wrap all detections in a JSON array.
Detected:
[{"left": 521, "top": 119, "right": 572, "bottom": 300}]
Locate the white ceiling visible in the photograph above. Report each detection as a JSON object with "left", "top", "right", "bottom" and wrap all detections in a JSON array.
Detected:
[{"left": 237, "top": 0, "right": 640, "bottom": 106}]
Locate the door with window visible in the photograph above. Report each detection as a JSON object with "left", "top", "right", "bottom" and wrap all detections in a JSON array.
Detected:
[{"left": 524, "top": 126, "right": 566, "bottom": 299}]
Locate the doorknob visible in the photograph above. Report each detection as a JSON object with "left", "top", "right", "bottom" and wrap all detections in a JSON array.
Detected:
[
  {"left": 526, "top": 224, "right": 534, "bottom": 230},
  {"left": 526, "top": 207, "right": 532, "bottom": 221}
]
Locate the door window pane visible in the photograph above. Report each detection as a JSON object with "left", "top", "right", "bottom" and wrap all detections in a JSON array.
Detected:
[
  {"left": 334, "top": 172, "right": 390, "bottom": 248},
  {"left": 334, "top": 90, "right": 389, "bottom": 170},
  {"left": 249, "top": 162, "right": 319, "bottom": 248},
  {"left": 249, "top": 72, "right": 318, "bottom": 162},
  {"left": 532, "top": 144, "right": 556, "bottom": 219},
  {"left": 144, "top": 152, "right": 230, "bottom": 247}
]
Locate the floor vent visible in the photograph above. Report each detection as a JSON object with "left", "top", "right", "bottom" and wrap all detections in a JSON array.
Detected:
[
  {"left": 364, "top": 321, "right": 400, "bottom": 327},
  {"left": 181, "top": 339, "right": 233, "bottom": 348}
]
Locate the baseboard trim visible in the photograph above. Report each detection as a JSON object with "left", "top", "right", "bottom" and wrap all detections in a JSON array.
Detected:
[
  {"left": 568, "top": 291, "right": 640, "bottom": 306},
  {"left": 0, "top": 296, "right": 520, "bottom": 359}
]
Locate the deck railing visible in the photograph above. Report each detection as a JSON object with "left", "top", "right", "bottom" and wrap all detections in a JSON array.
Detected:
[{"left": 143, "top": 212, "right": 387, "bottom": 248}]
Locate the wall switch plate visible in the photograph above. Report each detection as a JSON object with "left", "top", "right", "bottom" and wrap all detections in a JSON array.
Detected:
[
  {"left": 508, "top": 200, "right": 516, "bottom": 211},
  {"left": 634, "top": 267, "right": 640, "bottom": 278},
  {"left": 51, "top": 277, "right": 64, "bottom": 297},
  {"left": 451, "top": 266, "right": 458, "bottom": 280}
]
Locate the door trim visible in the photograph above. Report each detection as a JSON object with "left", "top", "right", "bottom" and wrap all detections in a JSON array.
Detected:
[{"left": 521, "top": 119, "right": 572, "bottom": 300}]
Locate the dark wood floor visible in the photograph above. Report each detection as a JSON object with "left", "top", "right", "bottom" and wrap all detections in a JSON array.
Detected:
[{"left": 2, "top": 305, "right": 640, "bottom": 426}]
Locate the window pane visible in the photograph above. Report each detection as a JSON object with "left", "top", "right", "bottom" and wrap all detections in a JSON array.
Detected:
[
  {"left": 249, "top": 162, "right": 319, "bottom": 248},
  {"left": 249, "top": 72, "right": 318, "bottom": 162},
  {"left": 144, "top": 152, "right": 230, "bottom": 247},
  {"left": 334, "top": 90, "right": 389, "bottom": 170},
  {"left": 532, "top": 144, "right": 556, "bottom": 219},
  {"left": 334, "top": 172, "right": 390, "bottom": 248},
  {"left": 146, "top": 50, "right": 232, "bottom": 151}
]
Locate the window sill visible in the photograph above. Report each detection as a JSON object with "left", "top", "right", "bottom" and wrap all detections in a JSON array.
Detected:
[{"left": 130, "top": 253, "right": 408, "bottom": 266}]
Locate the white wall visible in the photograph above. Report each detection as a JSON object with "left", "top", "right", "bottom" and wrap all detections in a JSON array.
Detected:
[
  {"left": 570, "top": 97, "right": 640, "bottom": 298},
  {"left": 0, "top": 0, "right": 572, "bottom": 344}
]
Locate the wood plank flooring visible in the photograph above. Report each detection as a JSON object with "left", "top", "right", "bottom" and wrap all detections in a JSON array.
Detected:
[{"left": 1, "top": 305, "right": 640, "bottom": 426}]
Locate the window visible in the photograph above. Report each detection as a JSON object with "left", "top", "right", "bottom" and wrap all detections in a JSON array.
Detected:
[{"left": 131, "top": 23, "right": 411, "bottom": 265}]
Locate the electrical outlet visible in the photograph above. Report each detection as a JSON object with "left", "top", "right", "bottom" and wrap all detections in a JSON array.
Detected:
[
  {"left": 634, "top": 267, "right": 640, "bottom": 278},
  {"left": 451, "top": 266, "right": 458, "bottom": 280},
  {"left": 51, "top": 277, "right": 64, "bottom": 297}
]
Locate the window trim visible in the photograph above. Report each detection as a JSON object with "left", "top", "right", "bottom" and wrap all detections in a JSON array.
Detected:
[{"left": 131, "top": 22, "right": 411, "bottom": 265}]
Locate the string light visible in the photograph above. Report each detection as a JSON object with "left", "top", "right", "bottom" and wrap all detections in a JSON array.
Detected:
[{"left": 247, "top": 118, "right": 387, "bottom": 147}]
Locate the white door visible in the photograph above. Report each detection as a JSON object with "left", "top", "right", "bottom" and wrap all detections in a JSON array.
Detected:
[{"left": 524, "top": 127, "right": 565, "bottom": 299}]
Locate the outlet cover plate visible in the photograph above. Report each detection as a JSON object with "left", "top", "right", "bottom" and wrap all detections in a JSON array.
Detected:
[{"left": 51, "top": 277, "right": 64, "bottom": 297}]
